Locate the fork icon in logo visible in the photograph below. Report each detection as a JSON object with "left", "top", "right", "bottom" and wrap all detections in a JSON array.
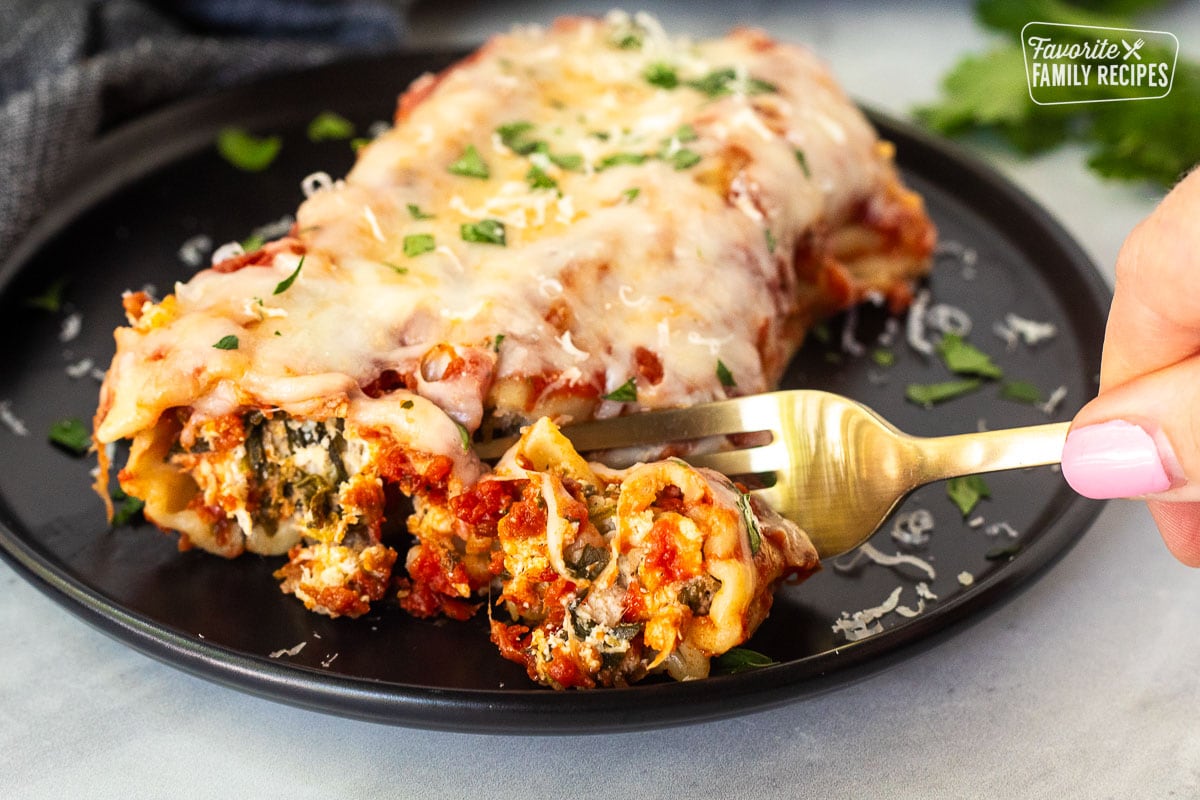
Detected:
[{"left": 1122, "top": 38, "right": 1145, "bottom": 60}]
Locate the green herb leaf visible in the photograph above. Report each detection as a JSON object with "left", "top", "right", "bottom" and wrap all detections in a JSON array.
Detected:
[
  {"left": 735, "top": 491, "right": 763, "bottom": 555},
  {"left": 492, "top": 333, "right": 506, "bottom": 352},
  {"left": 460, "top": 219, "right": 507, "bottom": 246},
  {"left": 937, "top": 333, "right": 1003, "bottom": 379},
  {"left": 110, "top": 488, "right": 144, "bottom": 526},
  {"left": 713, "top": 647, "right": 778, "bottom": 674},
  {"left": 667, "top": 148, "right": 701, "bottom": 170},
  {"left": 1001, "top": 380, "right": 1044, "bottom": 404},
  {"left": 716, "top": 359, "right": 736, "bottom": 388},
  {"left": 603, "top": 378, "right": 637, "bottom": 402},
  {"left": 216, "top": 127, "right": 281, "bottom": 172},
  {"left": 794, "top": 148, "right": 811, "bottom": 178},
  {"left": 455, "top": 421, "right": 472, "bottom": 452},
  {"left": 350, "top": 137, "right": 371, "bottom": 152},
  {"left": 905, "top": 378, "right": 983, "bottom": 406},
  {"left": 240, "top": 233, "right": 265, "bottom": 253},
  {"left": 764, "top": 228, "right": 777, "bottom": 254},
  {"left": 306, "top": 111, "right": 355, "bottom": 142},
  {"left": 596, "top": 152, "right": 648, "bottom": 171},
  {"left": 383, "top": 261, "right": 409, "bottom": 274},
  {"left": 525, "top": 164, "right": 559, "bottom": 191},
  {"left": 496, "top": 121, "right": 542, "bottom": 155},
  {"left": 403, "top": 234, "right": 436, "bottom": 257},
  {"left": 687, "top": 67, "right": 777, "bottom": 98},
  {"left": 48, "top": 418, "right": 90, "bottom": 455},
  {"left": 272, "top": 256, "right": 304, "bottom": 295},
  {"left": 406, "top": 203, "right": 436, "bottom": 220},
  {"left": 673, "top": 123, "right": 699, "bottom": 143},
  {"left": 25, "top": 277, "right": 68, "bottom": 312},
  {"left": 213, "top": 334, "right": 239, "bottom": 350},
  {"left": 401, "top": 399, "right": 415, "bottom": 410},
  {"left": 644, "top": 62, "right": 679, "bottom": 89},
  {"left": 621, "top": 187, "right": 641, "bottom": 203},
  {"left": 985, "top": 542, "right": 1023, "bottom": 561},
  {"left": 548, "top": 152, "right": 584, "bottom": 172},
  {"left": 947, "top": 475, "right": 991, "bottom": 517},
  {"left": 871, "top": 348, "right": 895, "bottom": 368},
  {"left": 448, "top": 144, "right": 490, "bottom": 179}
]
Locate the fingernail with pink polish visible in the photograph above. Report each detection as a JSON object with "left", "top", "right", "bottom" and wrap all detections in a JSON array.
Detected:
[{"left": 1061, "top": 420, "right": 1173, "bottom": 499}]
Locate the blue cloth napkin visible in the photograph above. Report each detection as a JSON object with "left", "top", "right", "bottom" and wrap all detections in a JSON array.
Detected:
[{"left": 0, "top": 0, "right": 409, "bottom": 260}]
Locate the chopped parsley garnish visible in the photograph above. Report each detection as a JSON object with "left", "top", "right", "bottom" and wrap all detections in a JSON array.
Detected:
[
  {"left": 460, "top": 219, "right": 507, "bottom": 246},
  {"left": 350, "top": 137, "right": 371, "bottom": 152},
  {"left": 306, "top": 111, "right": 355, "bottom": 142},
  {"left": 610, "top": 28, "right": 643, "bottom": 50},
  {"left": 448, "top": 144, "right": 490, "bottom": 179},
  {"left": 622, "top": 187, "right": 641, "bottom": 203},
  {"left": 240, "top": 233, "right": 265, "bottom": 253},
  {"left": 673, "top": 123, "right": 699, "bottom": 143},
  {"left": 713, "top": 647, "right": 778, "bottom": 674},
  {"left": 110, "top": 487, "right": 144, "bottom": 527},
  {"left": 403, "top": 234, "right": 436, "bottom": 257},
  {"left": 216, "top": 127, "right": 281, "bottom": 172},
  {"left": 937, "top": 333, "right": 1003, "bottom": 379},
  {"left": 985, "top": 542, "right": 1023, "bottom": 561},
  {"left": 25, "top": 277, "right": 68, "bottom": 312},
  {"left": 495, "top": 121, "right": 542, "bottom": 155},
  {"left": 687, "top": 67, "right": 777, "bottom": 98},
  {"left": 871, "top": 348, "right": 896, "bottom": 368},
  {"left": 272, "top": 256, "right": 304, "bottom": 295},
  {"left": 947, "top": 475, "right": 991, "bottom": 517},
  {"left": 213, "top": 334, "right": 240, "bottom": 350},
  {"left": 905, "top": 378, "right": 982, "bottom": 407},
  {"left": 525, "top": 164, "right": 558, "bottom": 191},
  {"left": 455, "top": 421, "right": 472, "bottom": 452},
  {"left": 383, "top": 261, "right": 408, "bottom": 274},
  {"left": 596, "top": 152, "right": 648, "bottom": 171},
  {"left": 48, "top": 418, "right": 90, "bottom": 455},
  {"left": 1001, "top": 380, "right": 1043, "bottom": 404},
  {"left": 603, "top": 377, "right": 637, "bottom": 402},
  {"left": 667, "top": 147, "right": 701, "bottom": 170},
  {"left": 736, "top": 492, "right": 763, "bottom": 555},
  {"left": 643, "top": 61, "right": 679, "bottom": 89},
  {"left": 406, "top": 203, "right": 436, "bottom": 220},
  {"left": 492, "top": 333, "right": 506, "bottom": 352},
  {"left": 794, "top": 148, "right": 811, "bottom": 178},
  {"left": 548, "top": 152, "right": 584, "bottom": 172},
  {"left": 764, "top": 228, "right": 777, "bottom": 254},
  {"left": 716, "top": 359, "right": 736, "bottom": 388},
  {"left": 401, "top": 399, "right": 415, "bottom": 410}
]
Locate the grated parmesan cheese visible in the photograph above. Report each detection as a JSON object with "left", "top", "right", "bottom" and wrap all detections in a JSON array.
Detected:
[
  {"left": 0, "top": 400, "right": 29, "bottom": 436},
  {"left": 268, "top": 641, "right": 307, "bottom": 658},
  {"left": 177, "top": 234, "right": 213, "bottom": 267},
  {"left": 905, "top": 288, "right": 934, "bottom": 356},
  {"left": 985, "top": 521, "right": 1019, "bottom": 539},
  {"left": 833, "top": 541, "right": 936, "bottom": 580},
  {"left": 58, "top": 312, "right": 82, "bottom": 343},
  {"left": 890, "top": 508, "right": 935, "bottom": 548}
]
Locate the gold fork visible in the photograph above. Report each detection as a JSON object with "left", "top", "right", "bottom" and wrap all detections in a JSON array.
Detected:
[{"left": 473, "top": 389, "right": 1069, "bottom": 559}]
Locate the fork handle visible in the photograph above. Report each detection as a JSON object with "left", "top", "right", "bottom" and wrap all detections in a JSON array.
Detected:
[{"left": 908, "top": 421, "right": 1071, "bottom": 486}]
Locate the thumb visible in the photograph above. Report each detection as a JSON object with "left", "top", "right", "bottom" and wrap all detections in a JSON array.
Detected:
[{"left": 1062, "top": 353, "right": 1200, "bottom": 566}]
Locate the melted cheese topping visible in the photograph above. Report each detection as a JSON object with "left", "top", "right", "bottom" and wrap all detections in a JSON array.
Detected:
[{"left": 95, "top": 14, "right": 924, "bottom": 454}]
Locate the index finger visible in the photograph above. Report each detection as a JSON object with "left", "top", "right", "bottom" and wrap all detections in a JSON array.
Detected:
[{"left": 1100, "top": 168, "right": 1200, "bottom": 392}]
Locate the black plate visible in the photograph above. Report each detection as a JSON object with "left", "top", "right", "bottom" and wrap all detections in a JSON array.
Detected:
[{"left": 0, "top": 51, "right": 1109, "bottom": 733}]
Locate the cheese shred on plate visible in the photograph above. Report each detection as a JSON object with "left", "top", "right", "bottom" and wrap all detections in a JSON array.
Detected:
[{"left": 90, "top": 13, "right": 935, "bottom": 688}]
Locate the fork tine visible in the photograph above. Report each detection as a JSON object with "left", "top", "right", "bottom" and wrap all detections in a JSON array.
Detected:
[
  {"left": 473, "top": 393, "right": 782, "bottom": 460},
  {"left": 684, "top": 445, "right": 786, "bottom": 476}
]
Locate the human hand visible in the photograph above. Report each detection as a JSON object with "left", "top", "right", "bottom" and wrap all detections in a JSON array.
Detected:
[{"left": 1061, "top": 168, "right": 1200, "bottom": 566}]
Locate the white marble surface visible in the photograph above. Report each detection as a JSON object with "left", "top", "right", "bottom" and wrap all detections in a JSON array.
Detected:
[{"left": 3, "top": 3, "right": 1199, "bottom": 797}]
